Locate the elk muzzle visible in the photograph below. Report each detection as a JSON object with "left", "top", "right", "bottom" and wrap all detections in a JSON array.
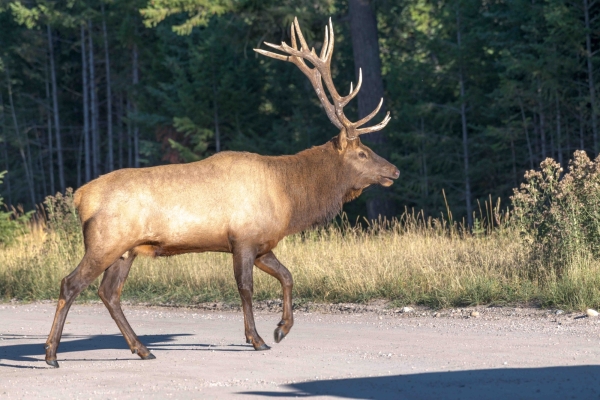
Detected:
[{"left": 379, "top": 166, "right": 400, "bottom": 187}]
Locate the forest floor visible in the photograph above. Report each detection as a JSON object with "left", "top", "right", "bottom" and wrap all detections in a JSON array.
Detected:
[{"left": 1, "top": 301, "right": 600, "bottom": 399}]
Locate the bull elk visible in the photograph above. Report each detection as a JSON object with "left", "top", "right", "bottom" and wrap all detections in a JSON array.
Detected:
[{"left": 44, "top": 17, "right": 399, "bottom": 367}]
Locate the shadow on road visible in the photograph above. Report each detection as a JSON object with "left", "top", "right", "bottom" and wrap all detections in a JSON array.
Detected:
[
  {"left": 240, "top": 366, "right": 600, "bottom": 399},
  {"left": 0, "top": 333, "right": 253, "bottom": 365}
]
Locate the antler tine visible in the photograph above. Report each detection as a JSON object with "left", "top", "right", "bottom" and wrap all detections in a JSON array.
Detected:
[
  {"left": 286, "top": 20, "right": 310, "bottom": 73},
  {"left": 264, "top": 41, "right": 284, "bottom": 51},
  {"left": 308, "top": 19, "right": 354, "bottom": 127},
  {"left": 355, "top": 111, "right": 392, "bottom": 135},
  {"left": 309, "top": 19, "right": 355, "bottom": 119},
  {"left": 290, "top": 21, "right": 298, "bottom": 50},
  {"left": 293, "top": 17, "right": 310, "bottom": 51},
  {"left": 340, "top": 68, "right": 362, "bottom": 107},
  {"left": 253, "top": 48, "right": 290, "bottom": 62},
  {"left": 320, "top": 26, "right": 329, "bottom": 60},
  {"left": 354, "top": 97, "right": 383, "bottom": 129},
  {"left": 326, "top": 18, "right": 335, "bottom": 62}
]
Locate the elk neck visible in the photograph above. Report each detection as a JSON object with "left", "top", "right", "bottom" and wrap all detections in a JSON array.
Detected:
[{"left": 266, "top": 140, "right": 361, "bottom": 235}]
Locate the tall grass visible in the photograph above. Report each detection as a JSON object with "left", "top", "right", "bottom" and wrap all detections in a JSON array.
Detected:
[
  {"left": 1, "top": 201, "right": 600, "bottom": 310},
  {"left": 4, "top": 152, "right": 600, "bottom": 311}
]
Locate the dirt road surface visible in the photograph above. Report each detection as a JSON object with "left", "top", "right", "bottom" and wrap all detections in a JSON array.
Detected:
[{"left": 1, "top": 302, "right": 600, "bottom": 399}]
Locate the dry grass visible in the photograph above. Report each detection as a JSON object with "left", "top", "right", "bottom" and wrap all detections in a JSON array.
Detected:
[{"left": 2, "top": 213, "right": 600, "bottom": 311}]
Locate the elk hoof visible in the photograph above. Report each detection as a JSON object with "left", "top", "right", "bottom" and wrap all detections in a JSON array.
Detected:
[
  {"left": 254, "top": 343, "right": 271, "bottom": 351},
  {"left": 46, "top": 359, "right": 59, "bottom": 368},
  {"left": 274, "top": 327, "right": 287, "bottom": 343},
  {"left": 140, "top": 352, "right": 156, "bottom": 360}
]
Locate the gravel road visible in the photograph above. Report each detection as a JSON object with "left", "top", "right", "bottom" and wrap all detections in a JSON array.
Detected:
[{"left": 1, "top": 302, "right": 600, "bottom": 399}]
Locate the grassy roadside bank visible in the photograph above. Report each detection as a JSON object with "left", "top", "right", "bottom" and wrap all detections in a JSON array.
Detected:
[
  {"left": 5, "top": 153, "right": 600, "bottom": 310},
  {"left": 1, "top": 212, "right": 599, "bottom": 311}
]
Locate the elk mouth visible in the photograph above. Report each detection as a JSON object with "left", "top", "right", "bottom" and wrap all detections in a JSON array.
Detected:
[
  {"left": 379, "top": 176, "right": 395, "bottom": 187},
  {"left": 378, "top": 167, "right": 400, "bottom": 187}
]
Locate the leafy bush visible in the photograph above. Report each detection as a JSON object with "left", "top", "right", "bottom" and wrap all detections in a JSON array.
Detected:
[
  {"left": 43, "top": 188, "right": 80, "bottom": 239},
  {"left": 0, "top": 171, "right": 32, "bottom": 244},
  {"left": 511, "top": 151, "right": 600, "bottom": 274}
]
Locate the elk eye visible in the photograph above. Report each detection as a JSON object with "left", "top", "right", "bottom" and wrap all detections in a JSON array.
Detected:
[{"left": 358, "top": 151, "right": 367, "bottom": 159}]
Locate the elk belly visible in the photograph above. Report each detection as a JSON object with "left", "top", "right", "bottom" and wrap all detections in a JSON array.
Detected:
[{"left": 132, "top": 245, "right": 160, "bottom": 258}]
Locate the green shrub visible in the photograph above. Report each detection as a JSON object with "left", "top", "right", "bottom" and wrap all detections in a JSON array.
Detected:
[
  {"left": 511, "top": 151, "right": 600, "bottom": 274},
  {"left": 43, "top": 188, "right": 80, "bottom": 240}
]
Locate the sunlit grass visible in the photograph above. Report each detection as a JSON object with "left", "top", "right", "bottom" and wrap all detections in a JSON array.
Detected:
[{"left": 1, "top": 214, "right": 599, "bottom": 311}]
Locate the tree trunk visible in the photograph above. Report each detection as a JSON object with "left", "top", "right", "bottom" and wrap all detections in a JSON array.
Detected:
[
  {"left": 556, "top": 93, "right": 563, "bottom": 167},
  {"left": 550, "top": 115, "right": 555, "bottom": 160},
  {"left": 510, "top": 135, "right": 517, "bottom": 188},
  {"left": 36, "top": 131, "right": 47, "bottom": 198},
  {"left": 45, "top": 54, "right": 55, "bottom": 194},
  {"left": 348, "top": 0, "right": 386, "bottom": 142},
  {"left": 518, "top": 97, "right": 534, "bottom": 169},
  {"left": 127, "top": 94, "right": 133, "bottom": 167},
  {"left": 23, "top": 121, "right": 36, "bottom": 202},
  {"left": 210, "top": 49, "right": 221, "bottom": 152},
  {"left": 537, "top": 82, "right": 546, "bottom": 160},
  {"left": 5, "top": 68, "right": 35, "bottom": 207},
  {"left": 81, "top": 24, "right": 91, "bottom": 183},
  {"left": 2, "top": 139, "right": 11, "bottom": 207},
  {"left": 102, "top": 5, "right": 114, "bottom": 172},
  {"left": 456, "top": 7, "right": 473, "bottom": 227},
  {"left": 212, "top": 81, "right": 221, "bottom": 152},
  {"left": 348, "top": 0, "right": 395, "bottom": 220},
  {"left": 420, "top": 117, "right": 428, "bottom": 198},
  {"left": 77, "top": 128, "right": 84, "bottom": 188},
  {"left": 47, "top": 24, "right": 65, "bottom": 191},
  {"left": 533, "top": 112, "right": 540, "bottom": 163},
  {"left": 540, "top": 109, "right": 546, "bottom": 159},
  {"left": 0, "top": 93, "right": 12, "bottom": 206},
  {"left": 132, "top": 44, "right": 140, "bottom": 168},
  {"left": 583, "top": 0, "right": 598, "bottom": 154},
  {"left": 565, "top": 109, "right": 571, "bottom": 158},
  {"left": 117, "top": 91, "right": 124, "bottom": 169},
  {"left": 88, "top": 19, "right": 100, "bottom": 177},
  {"left": 579, "top": 110, "right": 585, "bottom": 151}
]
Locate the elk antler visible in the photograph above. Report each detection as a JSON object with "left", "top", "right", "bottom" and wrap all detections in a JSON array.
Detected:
[{"left": 254, "top": 17, "right": 390, "bottom": 140}]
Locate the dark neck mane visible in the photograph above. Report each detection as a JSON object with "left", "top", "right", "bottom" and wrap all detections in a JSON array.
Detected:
[{"left": 265, "top": 140, "right": 361, "bottom": 235}]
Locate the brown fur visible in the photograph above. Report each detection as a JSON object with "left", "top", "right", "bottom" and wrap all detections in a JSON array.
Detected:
[
  {"left": 72, "top": 138, "right": 395, "bottom": 259},
  {"left": 268, "top": 141, "right": 361, "bottom": 234}
]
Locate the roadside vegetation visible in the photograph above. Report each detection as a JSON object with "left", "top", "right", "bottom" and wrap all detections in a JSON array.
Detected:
[{"left": 2, "top": 152, "right": 600, "bottom": 311}]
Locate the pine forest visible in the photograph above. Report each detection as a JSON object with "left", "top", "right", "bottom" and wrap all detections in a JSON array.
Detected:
[{"left": 1, "top": 0, "right": 599, "bottom": 224}]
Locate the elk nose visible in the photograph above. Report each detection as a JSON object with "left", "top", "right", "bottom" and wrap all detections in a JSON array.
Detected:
[{"left": 392, "top": 168, "right": 400, "bottom": 179}]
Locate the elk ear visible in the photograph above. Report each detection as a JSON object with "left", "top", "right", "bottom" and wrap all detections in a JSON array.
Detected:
[{"left": 334, "top": 129, "right": 348, "bottom": 152}]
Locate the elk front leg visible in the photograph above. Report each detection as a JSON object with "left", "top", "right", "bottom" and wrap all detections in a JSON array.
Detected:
[
  {"left": 255, "top": 251, "right": 294, "bottom": 343},
  {"left": 98, "top": 253, "right": 155, "bottom": 360},
  {"left": 233, "top": 247, "right": 269, "bottom": 350}
]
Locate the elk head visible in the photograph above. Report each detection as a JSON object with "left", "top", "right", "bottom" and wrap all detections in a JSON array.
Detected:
[{"left": 255, "top": 17, "right": 399, "bottom": 192}]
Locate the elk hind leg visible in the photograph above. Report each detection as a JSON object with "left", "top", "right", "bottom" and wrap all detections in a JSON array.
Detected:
[
  {"left": 98, "top": 251, "right": 155, "bottom": 360},
  {"left": 45, "top": 252, "right": 111, "bottom": 367},
  {"left": 233, "top": 247, "right": 269, "bottom": 350},
  {"left": 255, "top": 251, "right": 294, "bottom": 343}
]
